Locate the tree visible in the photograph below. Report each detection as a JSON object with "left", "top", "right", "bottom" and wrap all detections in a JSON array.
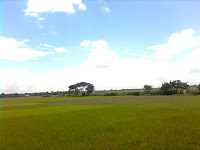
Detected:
[
  {"left": 161, "top": 82, "right": 172, "bottom": 95},
  {"left": 161, "top": 80, "right": 188, "bottom": 95},
  {"left": 197, "top": 84, "right": 200, "bottom": 91},
  {"left": 170, "top": 80, "right": 188, "bottom": 90},
  {"left": 86, "top": 84, "right": 95, "bottom": 94},
  {"left": 68, "top": 82, "right": 95, "bottom": 96},
  {"left": 144, "top": 85, "right": 152, "bottom": 91}
]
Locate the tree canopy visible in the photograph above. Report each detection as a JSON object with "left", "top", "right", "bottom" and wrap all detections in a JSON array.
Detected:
[
  {"left": 161, "top": 80, "right": 188, "bottom": 95},
  {"left": 144, "top": 85, "right": 152, "bottom": 91},
  {"left": 68, "top": 82, "right": 95, "bottom": 96},
  {"left": 197, "top": 84, "right": 200, "bottom": 91}
]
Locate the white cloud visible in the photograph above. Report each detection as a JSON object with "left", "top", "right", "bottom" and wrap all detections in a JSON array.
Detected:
[
  {"left": 0, "top": 39, "right": 191, "bottom": 93},
  {"left": 185, "top": 49, "right": 200, "bottom": 73},
  {"left": 91, "top": 40, "right": 107, "bottom": 48},
  {"left": 40, "top": 43, "right": 53, "bottom": 48},
  {"left": 35, "top": 17, "right": 45, "bottom": 28},
  {"left": 85, "top": 42, "right": 116, "bottom": 68},
  {"left": 81, "top": 40, "right": 91, "bottom": 47},
  {"left": 0, "top": 37, "right": 53, "bottom": 61},
  {"left": 1, "top": 36, "right": 200, "bottom": 93},
  {"left": 128, "top": 53, "right": 138, "bottom": 56},
  {"left": 98, "top": 0, "right": 110, "bottom": 13},
  {"left": 40, "top": 43, "right": 69, "bottom": 53},
  {"left": 28, "top": 12, "right": 39, "bottom": 17},
  {"left": 25, "top": 0, "right": 86, "bottom": 17},
  {"left": 81, "top": 40, "right": 107, "bottom": 48},
  {"left": 101, "top": 7, "right": 110, "bottom": 13},
  {"left": 38, "top": 17, "right": 45, "bottom": 21},
  {"left": 148, "top": 29, "right": 200, "bottom": 60},
  {"left": 55, "top": 47, "right": 70, "bottom": 53},
  {"left": 23, "top": 39, "right": 30, "bottom": 43}
]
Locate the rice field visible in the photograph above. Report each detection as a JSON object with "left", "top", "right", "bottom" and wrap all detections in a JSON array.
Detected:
[{"left": 1, "top": 95, "right": 200, "bottom": 149}]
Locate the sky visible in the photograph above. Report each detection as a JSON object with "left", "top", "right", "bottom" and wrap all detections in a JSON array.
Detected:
[{"left": 1, "top": 0, "right": 200, "bottom": 93}]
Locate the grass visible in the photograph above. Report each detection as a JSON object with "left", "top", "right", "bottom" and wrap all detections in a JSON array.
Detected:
[
  {"left": 1, "top": 96, "right": 200, "bottom": 149},
  {"left": 1, "top": 96, "right": 105, "bottom": 105}
]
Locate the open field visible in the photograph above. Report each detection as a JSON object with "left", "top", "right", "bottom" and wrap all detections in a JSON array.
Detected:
[{"left": 1, "top": 95, "right": 200, "bottom": 149}]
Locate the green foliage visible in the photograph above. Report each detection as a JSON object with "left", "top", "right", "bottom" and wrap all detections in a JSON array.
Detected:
[
  {"left": 187, "top": 88, "right": 200, "bottom": 95},
  {"left": 144, "top": 85, "right": 152, "bottom": 91},
  {"left": 42, "top": 95, "right": 51, "bottom": 97},
  {"left": 161, "top": 80, "right": 189, "bottom": 95},
  {"left": 150, "top": 89, "right": 161, "bottom": 95},
  {"left": 197, "top": 84, "right": 200, "bottom": 91},
  {"left": 161, "top": 83, "right": 173, "bottom": 95},
  {"left": 68, "top": 82, "right": 95, "bottom": 96},
  {"left": 132, "top": 91, "right": 140, "bottom": 96},
  {"left": 177, "top": 88, "right": 184, "bottom": 95}
]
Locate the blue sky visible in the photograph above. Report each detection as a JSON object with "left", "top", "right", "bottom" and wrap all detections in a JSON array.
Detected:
[{"left": 1, "top": 0, "right": 200, "bottom": 93}]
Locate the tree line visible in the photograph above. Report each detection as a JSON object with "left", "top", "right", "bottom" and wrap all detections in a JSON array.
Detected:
[{"left": 0, "top": 80, "right": 200, "bottom": 98}]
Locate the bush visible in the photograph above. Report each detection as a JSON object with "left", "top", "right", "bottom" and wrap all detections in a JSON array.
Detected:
[
  {"left": 187, "top": 88, "right": 200, "bottom": 95},
  {"left": 150, "top": 89, "right": 161, "bottom": 95},
  {"left": 177, "top": 88, "right": 184, "bottom": 95},
  {"left": 42, "top": 95, "right": 51, "bottom": 97},
  {"left": 132, "top": 91, "right": 140, "bottom": 96},
  {"left": 104, "top": 92, "right": 118, "bottom": 96}
]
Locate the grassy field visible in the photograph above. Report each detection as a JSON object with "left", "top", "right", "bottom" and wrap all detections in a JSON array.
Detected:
[{"left": 1, "top": 95, "right": 200, "bottom": 149}]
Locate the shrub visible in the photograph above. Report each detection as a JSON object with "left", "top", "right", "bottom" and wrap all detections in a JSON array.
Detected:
[
  {"left": 177, "top": 88, "right": 184, "bottom": 95},
  {"left": 150, "top": 89, "right": 161, "bottom": 95},
  {"left": 42, "top": 95, "right": 51, "bottom": 97},
  {"left": 132, "top": 91, "right": 140, "bottom": 96},
  {"left": 186, "top": 88, "right": 200, "bottom": 95}
]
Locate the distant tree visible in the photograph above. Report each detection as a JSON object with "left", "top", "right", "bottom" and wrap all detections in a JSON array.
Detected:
[
  {"left": 170, "top": 80, "right": 188, "bottom": 90},
  {"left": 161, "top": 80, "right": 188, "bottom": 95},
  {"left": 86, "top": 84, "right": 95, "bottom": 94},
  {"left": 68, "top": 82, "right": 95, "bottom": 96},
  {"left": 69, "top": 85, "right": 76, "bottom": 92},
  {"left": 144, "top": 85, "right": 152, "bottom": 91},
  {"left": 197, "top": 84, "right": 200, "bottom": 91},
  {"left": 161, "top": 82, "right": 172, "bottom": 95},
  {"left": 0, "top": 93, "right": 4, "bottom": 98}
]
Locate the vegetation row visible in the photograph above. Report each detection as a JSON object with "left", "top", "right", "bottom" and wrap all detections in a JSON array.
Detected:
[{"left": 1, "top": 80, "right": 200, "bottom": 98}]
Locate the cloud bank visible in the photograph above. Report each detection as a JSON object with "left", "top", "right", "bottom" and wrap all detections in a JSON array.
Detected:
[
  {"left": 0, "top": 37, "right": 53, "bottom": 61},
  {"left": 25, "top": 0, "right": 86, "bottom": 17},
  {"left": 1, "top": 29, "right": 200, "bottom": 93},
  {"left": 148, "top": 29, "right": 200, "bottom": 60}
]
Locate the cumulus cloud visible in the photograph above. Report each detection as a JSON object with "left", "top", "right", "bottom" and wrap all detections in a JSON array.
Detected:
[
  {"left": 185, "top": 49, "right": 200, "bottom": 73},
  {"left": 148, "top": 29, "right": 200, "bottom": 60},
  {"left": 81, "top": 40, "right": 114, "bottom": 67},
  {"left": 25, "top": 0, "right": 86, "bottom": 17},
  {"left": 0, "top": 53, "right": 184, "bottom": 93},
  {"left": 0, "top": 39, "right": 191, "bottom": 93},
  {"left": 81, "top": 40, "right": 108, "bottom": 48},
  {"left": 81, "top": 40, "right": 91, "bottom": 47},
  {"left": 1, "top": 35, "right": 200, "bottom": 93},
  {"left": 91, "top": 40, "right": 108, "bottom": 48},
  {"left": 0, "top": 37, "right": 53, "bottom": 61},
  {"left": 55, "top": 47, "right": 70, "bottom": 53}
]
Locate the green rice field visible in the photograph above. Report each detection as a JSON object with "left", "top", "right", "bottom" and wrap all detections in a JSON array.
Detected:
[{"left": 1, "top": 95, "right": 200, "bottom": 149}]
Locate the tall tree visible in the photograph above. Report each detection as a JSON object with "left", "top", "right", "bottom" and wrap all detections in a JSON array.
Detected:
[{"left": 68, "top": 82, "right": 95, "bottom": 96}]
